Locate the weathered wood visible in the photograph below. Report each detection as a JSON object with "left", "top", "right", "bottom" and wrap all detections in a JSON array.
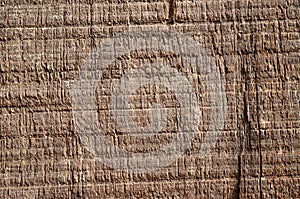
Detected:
[{"left": 0, "top": 0, "right": 299, "bottom": 198}]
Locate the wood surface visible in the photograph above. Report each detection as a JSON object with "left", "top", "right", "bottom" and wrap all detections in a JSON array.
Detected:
[{"left": 0, "top": 0, "right": 299, "bottom": 198}]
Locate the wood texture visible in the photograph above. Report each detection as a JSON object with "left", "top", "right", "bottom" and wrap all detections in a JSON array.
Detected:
[{"left": 0, "top": 0, "right": 299, "bottom": 198}]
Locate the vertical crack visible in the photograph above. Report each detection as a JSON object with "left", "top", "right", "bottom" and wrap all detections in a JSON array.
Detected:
[
  {"left": 236, "top": 155, "right": 242, "bottom": 199},
  {"left": 90, "top": 0, "right": 96, "bottom": 48},
  {"left": 237, "top": 65, "right": 251, "bottom": 199},
  {"left": 254, "top": 70, "right": 263, "bottom": 199},
  {"left": 243, "top": 88, "right": 252, "bottom": 151},
  {"left": 251, "top": 21, "right": 263, "bottom": 198},
  {"left": 168, "top": 0, "right": 176, "bottom": 25}
]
